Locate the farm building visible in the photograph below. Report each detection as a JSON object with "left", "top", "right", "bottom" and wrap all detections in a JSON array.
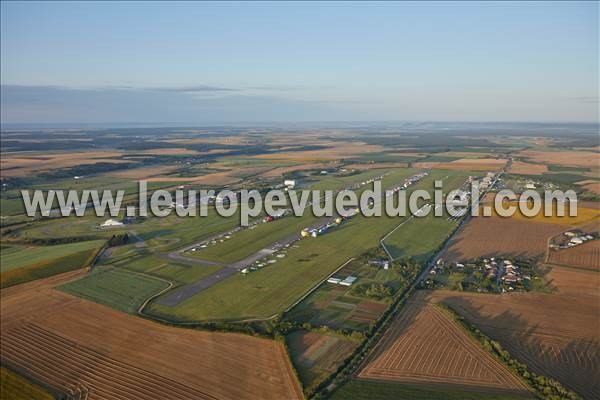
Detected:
[
  {"left": 369, "top": 260, "right": 390, "bottom": 269},
  {"left": 327, "top": 278, "right": 341, "bottom": 284},
  {"left": 340, "top": 276, "right": 357, "bottom": 286},
  {"left": 101, "top": 219, "right": 124, "bottom": 227},
  {"left": 570, "top": 237, "right": 584, "bottom": 245}
]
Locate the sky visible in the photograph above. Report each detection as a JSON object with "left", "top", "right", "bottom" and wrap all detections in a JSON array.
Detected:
[{"left": 1, "top": 1, "right": 598, "bottom": 125}]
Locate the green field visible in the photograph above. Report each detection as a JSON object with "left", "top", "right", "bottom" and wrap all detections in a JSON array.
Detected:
[
  {"left": 59, "top": 266, "right": 170, "bottom": 313},
  {"left": 0, "top": 240, "right": 105, "bottom": 288},
  {"left": 383, "top": 172, "right": 469, "bottom": 262},
  {"left": 0, "top": 367, "right": 54, "bottom": 400},
  {"left": 105, "top": 251, "right": 223, "bottom": 285},
  {"left": 147, "top": 169, "right": 470, "bottom": 321},
  {"left": 330, "top": 380, "right": 533, "bottom": 400},
  {"left": 1, "top": 240, "right": 104, "bottom": 272},
  {"left": 383, "top": 211, "right": 458, "bottom": 262}
]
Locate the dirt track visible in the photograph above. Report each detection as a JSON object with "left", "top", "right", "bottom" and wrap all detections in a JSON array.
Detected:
[{"left": 0, "top": 271, "right": 302, "bottom": 400}]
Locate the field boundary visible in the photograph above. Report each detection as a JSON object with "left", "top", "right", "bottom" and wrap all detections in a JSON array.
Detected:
[{"left": 284, "top": 257, "right": 356, "bottom": 314}]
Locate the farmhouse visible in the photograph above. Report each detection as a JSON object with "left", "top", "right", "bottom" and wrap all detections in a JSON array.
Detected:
[
  {"left": 327, "top": 277, "right": 341, "bottom": 284},
  {"left": 101, "top": 219, "right": 124, "bottom": 227}
]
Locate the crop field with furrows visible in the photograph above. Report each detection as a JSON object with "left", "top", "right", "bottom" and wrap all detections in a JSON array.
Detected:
[
  {"left": 0, "top": 273, "right": 302, "bottom": 400},
  {"left": 426, "top": 282, "right": 600, "bottom": 400},
  {"left": 358, "top": 298, "right": 530, "bottom": 393},
  {"left": 548, "top": 240, "right": 600, "bottom": 271},
  {"left": 414, "top": 158, "right": 508, "bottom": 171},
  {"left": 330, "top": 379, "right": 534, "bottom": 400},
  {"left": 443, "top": 216, "right": 567, "bottom": 261},
  {"left": 517, "top": 150, "right": 600, "bottom": 168},
  {"left": 0, "top": 150, "right": 133, "bottom": 177},
  {"left": 286, "top": 331, "right": 359, "bottom": 394},
  {"left": 508, "top": 161, "right": 548, "bottom": 175}
]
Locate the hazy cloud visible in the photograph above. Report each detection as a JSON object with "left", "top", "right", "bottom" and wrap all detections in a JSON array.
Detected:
[
  {"left": 568, "top": 96, "right": 600, "bottom": 104},
  {"left": 0, "top": 84, "right": 349, "bottom": 124},
  {"left": 148, "top": 85, "right": 237, "bottom": 92}
]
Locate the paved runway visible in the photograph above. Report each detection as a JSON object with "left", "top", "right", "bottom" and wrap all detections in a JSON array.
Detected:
[{"left": 156, "top": 219, "right": 332, "bottom": 306}]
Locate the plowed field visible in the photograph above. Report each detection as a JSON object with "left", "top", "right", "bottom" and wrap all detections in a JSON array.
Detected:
[
  {"left": 0, "top": 272, "right": 302, "bottom": 400},
  {"left": 358, "top": 298, "right": 529, "bottom": 394}
]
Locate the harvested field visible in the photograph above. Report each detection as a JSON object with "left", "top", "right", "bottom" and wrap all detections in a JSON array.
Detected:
[
  {"left": 0, "top": 151, "right": 132, "bottom": 177},
  {"left": 415, "top": 158, "right": 507, "bottom": 171},
  {"left": 0, "top": 273, "right": 302, "bottom": 400},
  {"left": 331, "top": 379, "right": 533, "bottom": 400},
  {"left": 548, "top": 240, "right": 600, "bottom": 271},
  {"left": 342, "top": 162, "right": 410, "bottom": 170},
  {"left": 145, "top": 170, "right": 240, "bottom": 185},
  {"left": 165, "top": 136, "right": 249, "bottom": 146},
  {"left": 502, "top": 203, "right": 599, "bottom": 226},
  {"left": 287, "top": 331, "right": 358, "bottom": 393},
  {"left": 580, "top": 181, "right": 600, "bottom": 195},
  {"left": 425, "top": 285, "right": 600, "bottom": 400},
  {"left": 107, "top": 165, "right": 180, "bottom": 179},
  {"left": 443, "top": 217, "right": 566, "bottom": 261},
  {"left": 518, "top": 150, "right": 599, "bottom": 168},
  {"left": 481, "top": 193, "right": 600, "bottom": 225},
  {"left": 543, "top": 265, "right": 599, "bottom": 298},
  {"left": 359, "top": 298, "right": 529, "bottom": 393},
  {"left": 260, "top": 162, "right": 330, "bottom": 177},
  {"left": 509, "top": 161, "right": 548, "bottom": 175},
  {"left": 134, "top": 148, "right": 202, "bottom": 155},
  {"left": 253, "top": 142, "right": 384, "bottom": 162},
  {"left": 442, "top": 158, "right": 508, "bottom": 171}
]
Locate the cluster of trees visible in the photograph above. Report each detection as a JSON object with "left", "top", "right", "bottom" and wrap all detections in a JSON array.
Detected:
[
  {"left": 106, "top": 234, "right": 129, "bottom": 247},
  {"left": 19, "top": 236, "right": 94, "bottom": 246},
  {"left": 351, "top": 282, "right": 393, "bottom": 302},
  {"left": 444, "top": 306, "right": 582, "bottom": 400}
]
